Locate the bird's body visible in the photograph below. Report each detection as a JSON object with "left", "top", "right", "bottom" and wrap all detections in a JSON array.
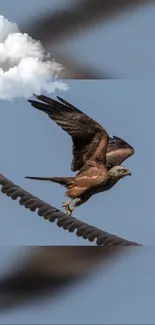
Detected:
[{"left": 26, "top": 94, "right": 134, "bottom": 216}]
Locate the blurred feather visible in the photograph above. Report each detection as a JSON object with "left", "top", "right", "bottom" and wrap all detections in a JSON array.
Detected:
[
  {"left": 25, "top": 0, "right": 153, "bottom": 47},
  {"left": 21, "top": 0, "right": 154, "bottom": 79},
  {"left": 0, "top": 247, "right": 125, "bottom": 311}
]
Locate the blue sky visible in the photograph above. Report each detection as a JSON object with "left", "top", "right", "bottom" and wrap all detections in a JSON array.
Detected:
[{"left": 1, "top": 1, "right": 155, "bottom": 324}]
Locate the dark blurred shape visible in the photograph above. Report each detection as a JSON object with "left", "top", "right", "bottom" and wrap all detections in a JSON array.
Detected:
[
  {"left": 53, "top": 53, "right": 114, "bottom": 79},
  {"left": 23, "top": 0, "right": 154, "bottom": 78},
  {"left": 0, "top": 174, "right": 140, "bottom": 246},
  {"left": 0, "top": 246, "right": 126, "bottom": 311},
  {"left": 25, "top": 0, "right": 153, "bottom": 47}
]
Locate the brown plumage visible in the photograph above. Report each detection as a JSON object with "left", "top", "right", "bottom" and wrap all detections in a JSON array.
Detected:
[{"left": 25, "top": 94, "right": 134, "bottom": 216}]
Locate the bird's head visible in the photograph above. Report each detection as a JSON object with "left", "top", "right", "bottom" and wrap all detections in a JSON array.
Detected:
[{"left": 107, "top": 165, "right": 131, "bottom": 180}]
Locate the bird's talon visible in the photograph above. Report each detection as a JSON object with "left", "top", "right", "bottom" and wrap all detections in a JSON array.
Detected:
[
  {"left": 62, "top": 201, "right": 69, "bottom": 207},
  {"left": 62, "top": 202, "right": 70, "bottom": 213},
  {"left": 62, "top": 201, "right": 73, "bottom": 216},
  {"left": 66, "top": 209, "right": 73, "bottom": 217}
]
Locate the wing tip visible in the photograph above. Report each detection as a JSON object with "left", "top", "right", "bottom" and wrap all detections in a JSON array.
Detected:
[
  {"left": 112, "top": 135, "right": 134, "bottom": 150},
  {"left": 27, "top": 100, "right": 34, "bottom": 105},
  {"left": 56, "top": 96, "right": 62, "bottom": 101},
  {"left": 33, "top": 93, "right": 41, "bottom": 99},
  {"left": 28, "top": 93, "right": 41, "bottom": 104}
]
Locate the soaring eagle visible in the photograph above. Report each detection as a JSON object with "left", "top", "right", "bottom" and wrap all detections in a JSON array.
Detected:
[{"left": 26, "top": 94, "right": 134, "bottom": 216}]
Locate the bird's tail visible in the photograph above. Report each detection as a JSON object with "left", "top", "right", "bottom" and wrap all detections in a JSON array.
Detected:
[{"left": 25, "top": 176, "right": 74, "bottom": 188}]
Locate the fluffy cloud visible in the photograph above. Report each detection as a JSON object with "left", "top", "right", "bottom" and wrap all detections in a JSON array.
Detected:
[{"left": 0, "top": 15, "right": 69, "bottom": 100}]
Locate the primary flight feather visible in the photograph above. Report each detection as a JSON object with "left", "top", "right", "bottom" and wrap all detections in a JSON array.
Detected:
[{"left": 26, "top": 94, "right": 134, "bottom": 216}]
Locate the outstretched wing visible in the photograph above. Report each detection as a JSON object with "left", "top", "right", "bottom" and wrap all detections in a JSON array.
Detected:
[
  {"left": 28, "top": 94, "right": 109, "bottom": 170},
  {"left": 106, "top": 136, "right": 134, "bottom": 170}
]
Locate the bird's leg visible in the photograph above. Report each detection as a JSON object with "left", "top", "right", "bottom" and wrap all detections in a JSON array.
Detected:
[
  {"left": 62, "top": 199, "right": 74, "bottom": 215},
  {"left": 62, "top": 195, "right": 91, "bottom": 216},
  {"left": 66, "top": 204, "right": 75, "bottom": 217},
  {"left": 69, "top": 194, "right": 92, "bottom": 216},
  {"left": 66, "top": 198, "right": 82, "bottom": 217}
]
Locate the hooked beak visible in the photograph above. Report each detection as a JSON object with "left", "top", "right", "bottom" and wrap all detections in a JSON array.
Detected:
[{"left": 126, "top": 169, "right": 131, "bottom": 177}]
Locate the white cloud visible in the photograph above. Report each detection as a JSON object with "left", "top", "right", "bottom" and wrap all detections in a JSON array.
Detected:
[
  {"left": 0, "top": 16, "right": 19, "bottom": 42},
  {"left": 0, "top": 15, "right": 70, "bottom": 100}
]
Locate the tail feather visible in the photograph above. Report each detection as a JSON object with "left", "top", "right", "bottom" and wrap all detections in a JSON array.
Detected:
[{"left": 25, "top": 176, "right": 74, "bottom": 188}]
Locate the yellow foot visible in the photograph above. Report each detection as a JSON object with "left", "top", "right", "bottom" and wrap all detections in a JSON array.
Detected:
[
  {"left": 67, "top": 208, "right": 73, "bottom": 217},
  {"left": 62, "top": 201, "right": 73, "bottom": 216}
]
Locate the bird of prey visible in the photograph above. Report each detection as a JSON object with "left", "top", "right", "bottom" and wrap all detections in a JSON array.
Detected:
[{"left": 26, "top": 94, "right": 134, "bottom": 216}]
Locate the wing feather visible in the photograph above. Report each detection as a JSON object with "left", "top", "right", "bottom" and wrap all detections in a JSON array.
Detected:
[
  {"left": 28, "top": 94, "right": 109, "bottom": 169},
  {"left": 106, "top": 136, "right": 134, "bottom": 169}
]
